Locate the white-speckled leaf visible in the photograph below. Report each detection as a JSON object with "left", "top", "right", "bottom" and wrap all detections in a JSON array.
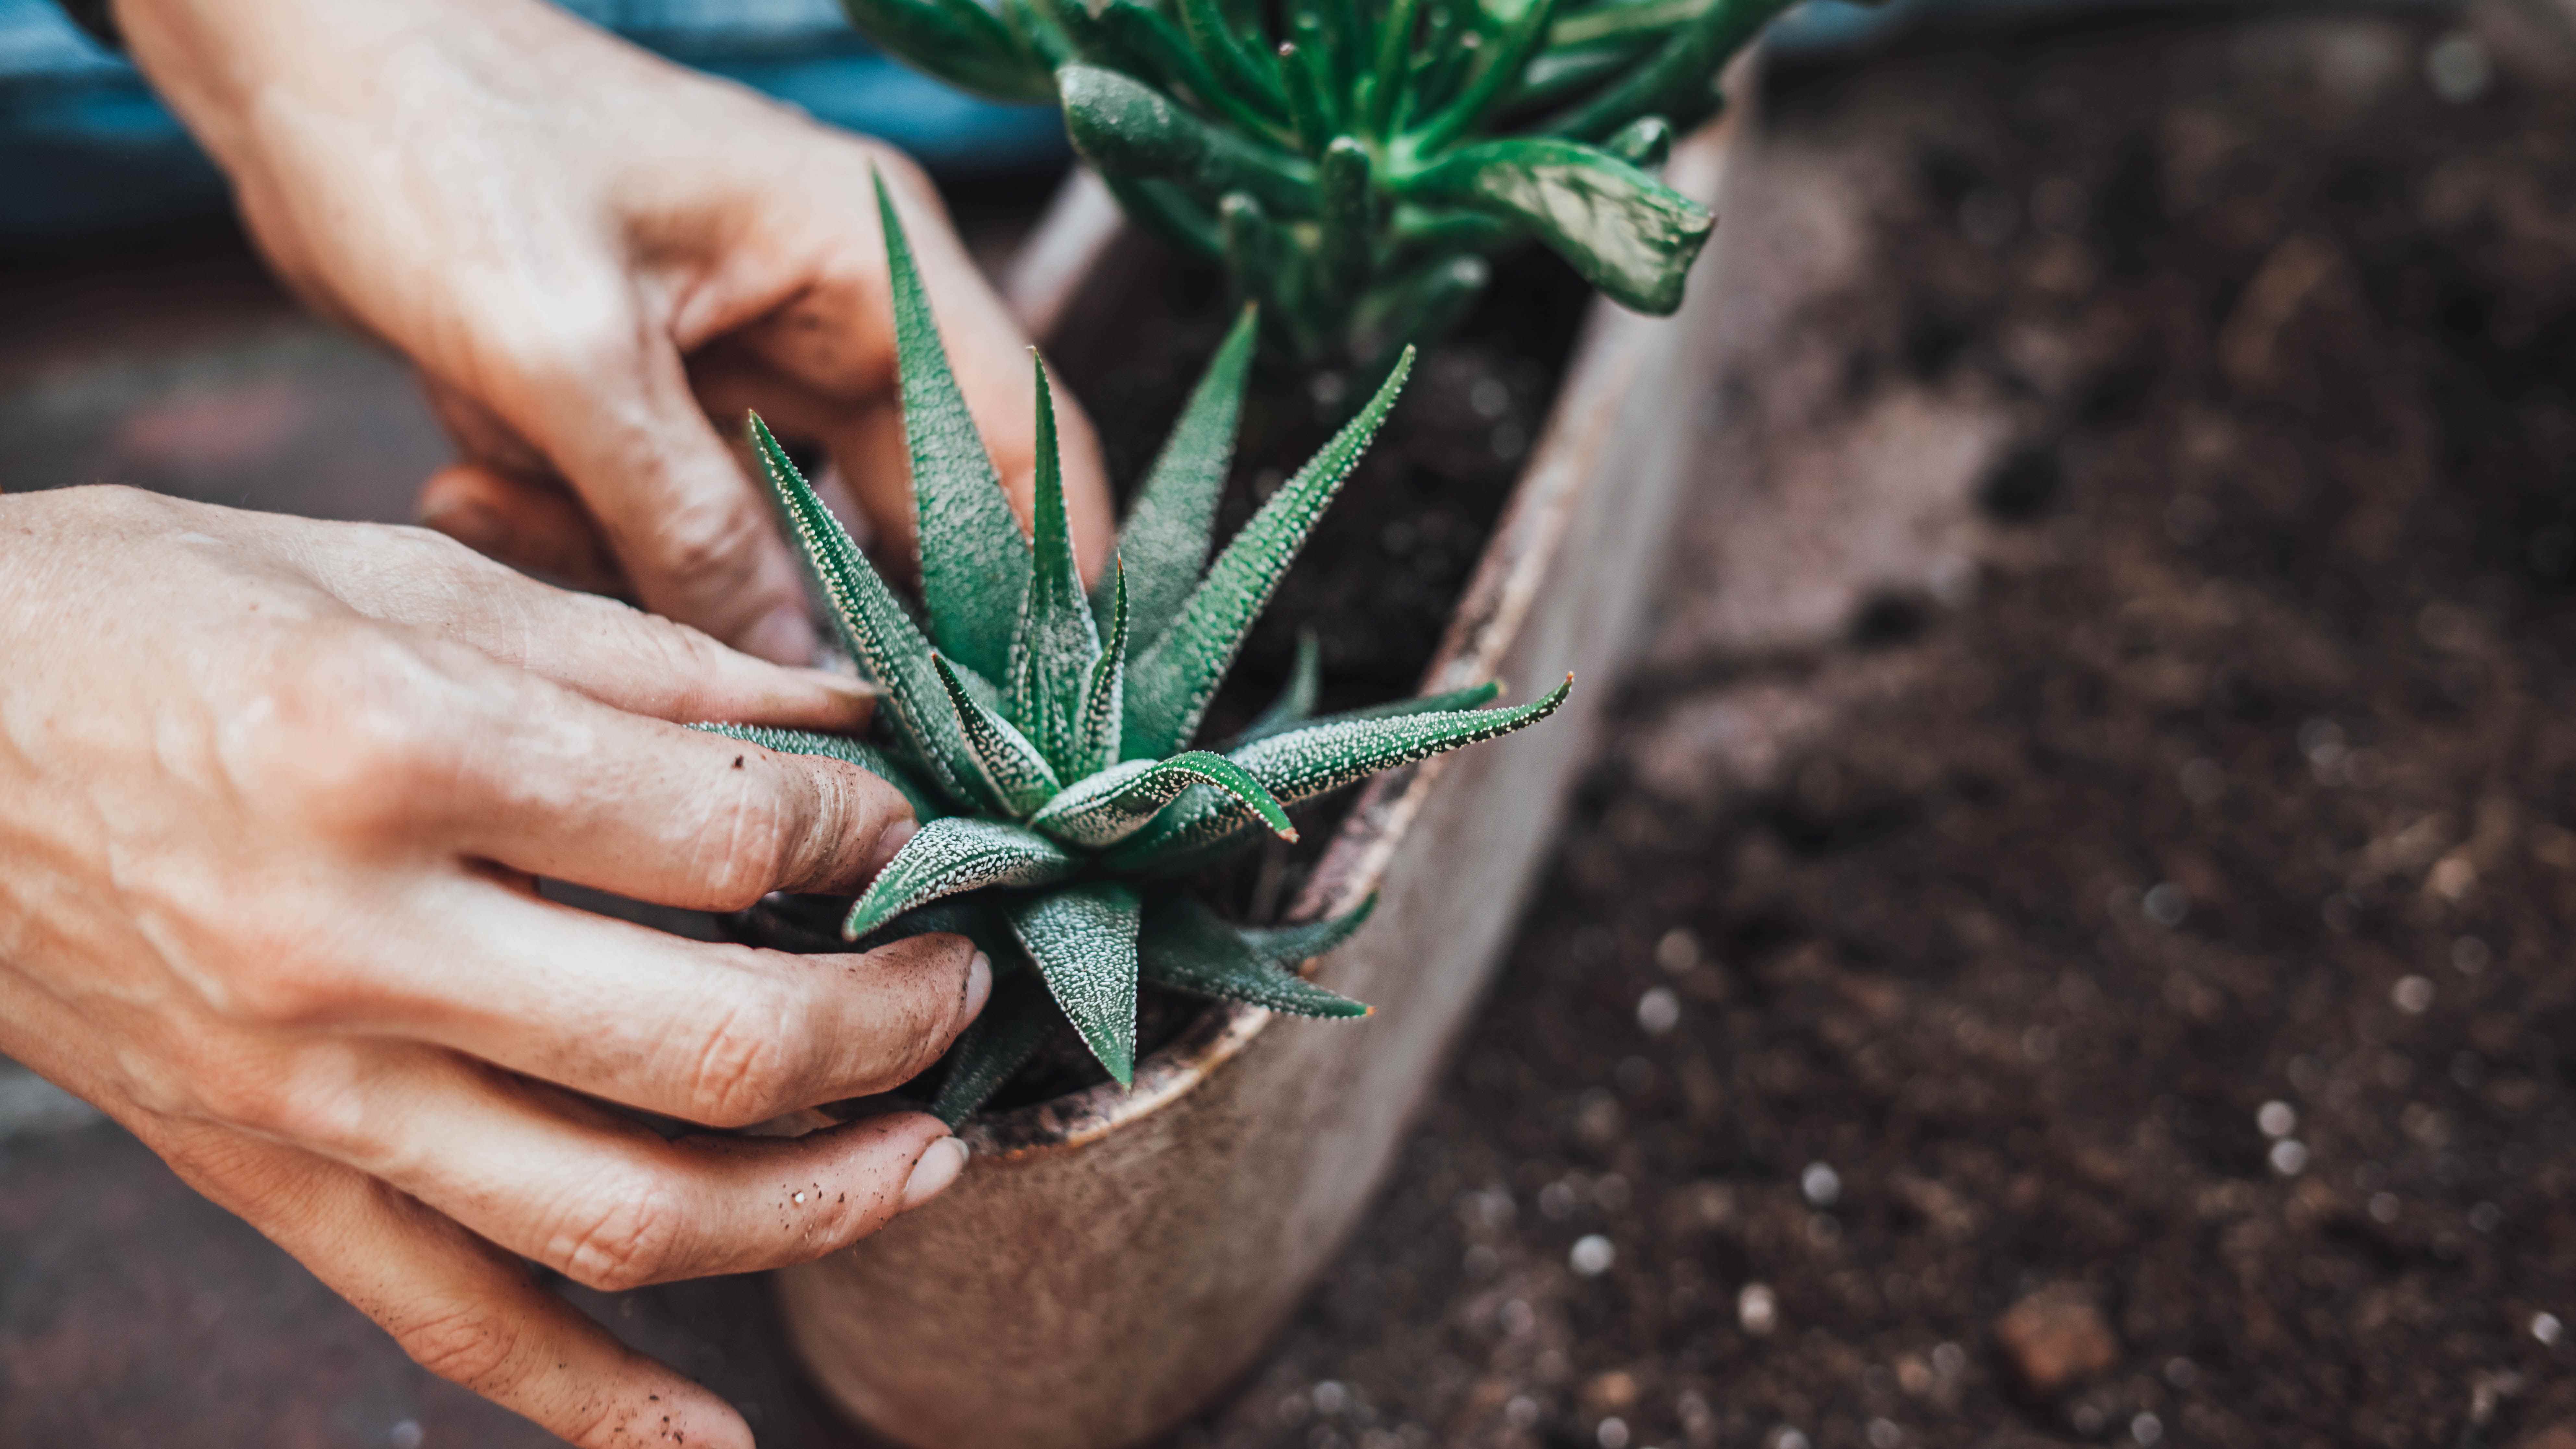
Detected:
[
  {"left": 1005, "top": 882, "right": 1143, "bottom": 1085},
  {"left": 842, "top": 817, "right": 1077, "bottom": 940},
  {"left": 1122, "top": 349, "right": 1414, "bottom": 759},
  {"left": 878, "top": 174, "right": 1030, "bottom": 682},
  {"left": 929, "top": 969, "right": 1059, "bottom": 1126},
  {"left": 1095, "top": 304, "right": 1258, "bottom": 652},
  {"left": 933, "top": 653, "right": 1061, "bottom": 817},
  {"left": 1137, "top": 895, "right": 1369, "bottom": 1017},
  {"left": 1027, "top": 749, "right": 1293, "bottom": 848},
  {"left": 747, "top": 415, "right": 988, "bottom": 810},
  {"left": 1106, "top": 674, "right": 1572, "bottom": 871},
  {"left": 1005, "top": 360, "right": 1100, "bottom": 776},
  {"left": 1073, "top": 560, "right": 1129, "bottom": 780}
]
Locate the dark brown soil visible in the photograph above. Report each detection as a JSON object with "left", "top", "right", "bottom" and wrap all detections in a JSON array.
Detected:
[{"left": 1153, "top": 8, "right": 2576, "bottom": 1449}]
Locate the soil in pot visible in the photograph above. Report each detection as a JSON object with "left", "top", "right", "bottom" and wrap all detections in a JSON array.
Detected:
[{"left": 1159, "top": 7, "right": 2576, "bottom": 1449}]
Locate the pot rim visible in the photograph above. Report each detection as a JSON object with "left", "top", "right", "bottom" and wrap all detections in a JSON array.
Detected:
[{"left": 964, "top": 116, "right": 1740, "bottom": 1158}]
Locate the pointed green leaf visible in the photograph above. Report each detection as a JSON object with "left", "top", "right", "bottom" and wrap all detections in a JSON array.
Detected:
[
  {"left": 1123, "top": 348, "right": 1414, "bottom": 759},
  {"left": 1074, "top": 561, "right": 1129, "bottom": 779},
  {"left": 930, "top": 969, "right": 1059, "bottom": 1126},
  {"left": 1006, "top": 882, "right": 1144, "bottom": 1085},
  {"left": 689, "top": 722, "right": 947, "bottom": 822},
  {"left": 843, "top": 817, "right": 1078, "bottom": 940},
  {"left": 1238, "top": 892, "right": 1378, "bottom": 967},
  {"left": 1391, "top": 139, "right": 1712, "bottom": 315},
  {"left": 1236, "top": 627, "right": 1323, "bottom": 745},
  {"left": 1005, "top": 359, "right": 1100, "bottom": 776},
  {"left": 934, "top": 653, "right": 1062, "bottom": 816},
  {"left": 1138, "top": 895, "right": 1370, "bottom": 1017},
  {"left": 1237, "top": 675, "right": 1500, "bottom": 748},
  {"left": 1096, "top": 305, "right": 1259, "bottom": 653},
  {"left": 1027, "top": 749, "right": 1294, "bottom": 848},
  {"left": 877, "top": 174, "right": 1030, "bottom": 683},
  {"left": 748, "top": 414, "right": 987, "bottom": 810},
  {"left": 1107, "top": 674, "right": 1571, "bottom": 871}
]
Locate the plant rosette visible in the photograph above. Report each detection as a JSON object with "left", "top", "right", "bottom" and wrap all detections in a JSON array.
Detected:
[{"left": 702, "top": 174, "right": 1568, "bottom": 1125}]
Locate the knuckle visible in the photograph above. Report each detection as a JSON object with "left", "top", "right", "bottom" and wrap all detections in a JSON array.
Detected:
[
  {"left": 488, "top": 291, "right": 639, "bottom": 392},
  {"left": 397, "top": 1300, "right": 532, "bottom": 1396},
  {"left": 695, "top": 772, "right": 801, "bottom": 909},
  {"left": 232, "top": 623, "right": 458, "bottom": 833},
  {"left": 643, "top": 492, "right": 771, "bottom": 600},
  {"left": 549, "top": 1180, "right": 690, "bottom": 1292},
  {"left": 683, "top": 990, "right": 804, "bottom": 1127}
]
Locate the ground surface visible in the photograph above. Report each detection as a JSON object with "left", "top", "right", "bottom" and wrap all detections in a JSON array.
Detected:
[{"left": 8, "top": 6, "right": 2576, "bottom": 1448}]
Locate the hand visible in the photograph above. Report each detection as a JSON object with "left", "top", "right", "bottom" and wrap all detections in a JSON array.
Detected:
[
  {"left": 0, "top": 487, "right": 990, "bottom": 1448},
  {"left": 113, "top": 0, "right": 1114, "bottom": 663}
]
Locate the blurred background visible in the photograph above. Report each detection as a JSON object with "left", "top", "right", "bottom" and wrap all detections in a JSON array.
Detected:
[{"left": 7, "top": 1, "right": 2576, "bottom": 1446}]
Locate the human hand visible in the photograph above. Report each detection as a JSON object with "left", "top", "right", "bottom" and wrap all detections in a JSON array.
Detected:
[
  {"left": 113, "top": 0, "right": 1113, "bottom": 663},
  {"left": 0, "top": 487, "right": 989, "bottom": 1448}
]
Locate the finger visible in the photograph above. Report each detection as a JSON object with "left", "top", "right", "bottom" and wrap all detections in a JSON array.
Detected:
[
  {"left": 149, "top": 1121, "right": 752, "bottom": 1449},
  {"left": 475, "top": 282, "right": 820, "bottom": 664},
  {"left": 395, "top": 892, "right": 986, "bottom": 1126},
  {"left": 392, "top": 659, "right": 911, "bottom": 903},
  {"left": 244, "top": 1042, "right": 972, "bottom": 1291},
  {"left": 417, "top": 462, "right": 629, "bottom": 598},
  {"left": 286, "top": 518, "right": 869, "bottom": 733},
  {"left": 694, "top": 163, "right": 1115, "bottom": 581}
]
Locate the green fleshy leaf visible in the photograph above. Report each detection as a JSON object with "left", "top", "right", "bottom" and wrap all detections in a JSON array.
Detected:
[
  {"left": 1004, "top": 360, "right": 1101, "bottom": 776},
  {"left": 1412, "top": 0, "right": 1564, "bottom": 151},
  {"left": 1098, "top": 0, "right": 1290, "bottom": 142},
  {"left": 1391, "top": 139, "right": 1712, "bottom": 315},
  {"left": 1006, "top": 882, "right": 1143, "bottom": 1085},
  {"left": 1137, "top": 895, "right": 1370, "bottom": 1017},
  {"left": 1027, "top": 749, "right": 1295, "bottom": 848},
  {"left": 1601, "top": 113, "right": 1675, "bottom": 169},
  {"left": 1236, "top": 627, "right": 1323, "bottom": 745},
  {"left": 934, "top": 654, "right": 1062, "bottom": 816},
  {"left": 930, "top": 969, "right": 1059, "bottom": 1126},
  {"left": 1537, "top": 0, "right": 1797, "bottom": 140},
  {"left": 1348, "top": 254, "right": 1490, "bottom": 368},
  {"left": 1238, "top": 676, "right": 1501, "bottom": 747},
  {"left": 1237, "top": 891, "right": 1379, "bottom": 967},
  {"left": 1178, "top": 0, "right": 1291, "bottom": 116},
  {"left": 747, "top": 414, "right": 988, "bottom": 810},
  {"left": 1122, "top": 348, "right": 1414, "bottom": 759},
  {"left": 834, "top": 0, "right": 1056, "bottom": 102},
  {"left": 1106, "top": 674, "right": 1571, "bottom": 871},
  {"left": 689, "top": 723, "right": 947, "bottom": 823},
  {"left": 1096, "top": 305, "right": 1259, "bottom": 653},
  {"left": 877, "top": 174, "right": 1031, "bottom": 683},
  {"left": 1059, "top": 65, "right": 1315, "bottom": 219},
  {"left": 1074, "top": 561, "right": 1130, "bottom": 780},
  {"left": 843, "top": 817, "right": 1078, "bottom": 940}
]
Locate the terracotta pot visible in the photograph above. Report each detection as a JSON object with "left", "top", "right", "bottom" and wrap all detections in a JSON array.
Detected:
[{"left": 774, "top": 111, "right": 1754, "bottom": 1449}]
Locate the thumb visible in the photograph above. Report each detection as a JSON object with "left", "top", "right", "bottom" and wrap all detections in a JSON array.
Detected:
[{"left": 487, "top": 298, "right": 817, "bottom": 664}]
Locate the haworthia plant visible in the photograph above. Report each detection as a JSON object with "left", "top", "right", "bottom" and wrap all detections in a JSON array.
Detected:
[
  {"left": 836, "top": 0, "right": 1825, "bottom": 362},
  {"left": 705, "top": 179, "right": 1569, "bottom": 1121}
]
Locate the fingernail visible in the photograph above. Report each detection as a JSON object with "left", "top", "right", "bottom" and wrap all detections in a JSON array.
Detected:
[
  {"left": 742, "top": 605, "right": 820, "bottom": 667},
  {"left": 862, "top": 816, "right": 919, "bottom": 878},
  {"left": 955, "top": 951, "right": 992, "bottom": 1033},
  {"left": 900, "top": 1136, "right": 969, "bottom": 1212},
  {"left": 419, "top": 496, "right": 499, "bottom": 549}
]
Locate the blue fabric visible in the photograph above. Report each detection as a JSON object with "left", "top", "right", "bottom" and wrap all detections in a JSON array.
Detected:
[{"left": 0, "top": 0, "right": 1066, "bottom": 244}]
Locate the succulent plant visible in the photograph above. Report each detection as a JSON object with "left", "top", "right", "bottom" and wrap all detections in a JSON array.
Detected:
[
  {"left": 705, "top": 180, "right": 1567, "bottom": 1122},
  {"left": 836, "top": 0, "right": 1810, "bottom": 363}
]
